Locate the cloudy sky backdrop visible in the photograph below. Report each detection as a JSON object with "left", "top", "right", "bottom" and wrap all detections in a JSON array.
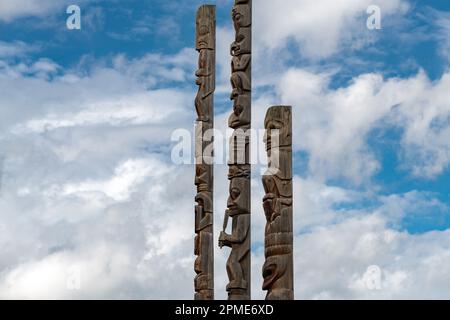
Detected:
[{"left": 1, "top": 0, "right": 450, "bottom": 299}]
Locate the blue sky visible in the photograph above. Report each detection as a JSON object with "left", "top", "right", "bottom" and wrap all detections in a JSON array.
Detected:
[{"left": 1, "top": 0, "right": 450, "bottom": 299}]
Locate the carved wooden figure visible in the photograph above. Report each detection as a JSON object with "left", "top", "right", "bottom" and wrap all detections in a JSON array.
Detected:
[
  {"left": 218, "top": 0, "right": 252, "bottom": 300},
  {"left": 262, "top": 106, "right": 294, "bottom": 300},
  {"left": 194, "top": 4, "right": 215, "bottom": 300}
]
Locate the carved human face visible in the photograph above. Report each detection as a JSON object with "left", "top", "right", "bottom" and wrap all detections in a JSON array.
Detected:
[
  {"left": 196, "top": 8, "right": 214, "bottom": 50},
  {"left": 262, "top": 255, "right": 288, "bottom": 290},
  {"left": 195, "top": 192, "right": 213, "bottom": 215},
  {"left": 262, "top": 175, "right": 276, "bottom": 220},
  {"left": 232, "top": 4, "right": 251, "bottom": 31},
  {"left": 262, "top": 254, "right": 293, "bottom": 300},
  {"left": 230, "top": 69, "right": 251, "bottom": 99},
  {"left": 231, "top": 27, "right": 251, "bottom": 56},
  {"left": 228, "top": 95, "right": 250, "bottom": 129},
  {"left": 263, "top": 119, "right": 282, "bottom": 156},
  {"left": 264, "top": 107, "right": 291, "bottom": 151},
  {"left": 195, "top": 164, "right": 209, "bottom": 191},
  {"left": 227, "top": 177, "right": 250, "bottom": 215}
]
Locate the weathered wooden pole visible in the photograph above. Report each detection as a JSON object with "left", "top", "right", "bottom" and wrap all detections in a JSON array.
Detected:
[
  {"left": 262, "top": 106, "right": 294, "bottom": 300},
  {"left": 218, "top": 0, "right": 252, "bottom": 300},
  {"left": 194, "top": 4, "right": 215, "bottom": 300}
]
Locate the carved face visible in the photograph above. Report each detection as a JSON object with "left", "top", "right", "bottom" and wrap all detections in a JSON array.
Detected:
[
  {"left": 197, "top": 50, "right": 208, "bottom": 72},
  {"left": 264, "top": 107, "right": 292, "bottom": 151},
  {"left": 230, "top": 71, "right": 251, "bottom": 99},
  {"left": 196, "top": 8, "right": 214, "bottom": 50},
  {"left": 229, "top": 95, "right": 250, "bottom": 129},
  {"left": 263, "top": 120, "right": 281, "bottom": 161},
  {"left": 232, "top": 4, "right": 251, "bottom": 31},
  {"left": 262, "top": 255, "right": 288, "bottom": 291},
  {"left": 227, "top": 177, "right": 250, "bottom": 215},
  {"left": 262, "top": 175, "right": 276, "bottom": 221},
  {"left": 231, "top": 27, "right": 251, "bottom": 56},
  {"left": 195, "top": 192, "right": 213, "bottom": 215},
  {"left": 195, "top": 164, "right": 209, "bottom": 191}
]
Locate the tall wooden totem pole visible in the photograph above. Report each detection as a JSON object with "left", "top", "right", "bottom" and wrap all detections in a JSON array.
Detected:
[
  {"left": 218, "top": 0, "right": 252, "bottom": 300},
  {"left": 262, "top": 106, "right": 293, "bottom": 300},
  {"left": 194, "top": 5, "right": 216, "bottom": 300}
]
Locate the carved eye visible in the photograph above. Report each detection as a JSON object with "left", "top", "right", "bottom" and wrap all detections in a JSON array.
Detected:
[
  {"left": 234, "top": 104, "right": 243, "bottom": 115},
  {"left": 268, "top": 120, "right": 282, "bottom": 130},
  {"left": 236, "top": 34, "right": 245, "bottom": 42},
  {"left": 231, "top": 187, "right": 240, "bottom": 199},
  {"left": 263, "top": 264, "right": 276, "bottom": 278}
]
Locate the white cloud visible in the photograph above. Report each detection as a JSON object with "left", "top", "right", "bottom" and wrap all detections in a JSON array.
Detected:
[
  {"left": 0, "top": 154, "right": 196, "bottom": 299},
  {"left": 62, "top": 158, "right": 171, "bottom": 202},
  {"left": 254, "top": 0, "right": 409, "bottom": 59},
  {"left": 111, "top": 48, "right": 197, "bottom": 85},
  {"left": 15, "top": 90, "right": 189, "bottom": 133},
  {"left": 294, "top": 213, "right": 450, "bottom": 299},
  {"left": 245, "top": 177, "right": 449, "bottom": 300},
  {"left": 0, "top": 46, "right": 198, "bottom": 298},
  {"left": 429, "top": 9, "right": 450, "bottom": 62},
  {"left": 0, "top": 0, "right": 61, "bottom": 22},
  {"left": 1, "top": 0, "right": 450, "bottom": 301},
  {"left": 0, "top": 41, "right": 38, "bottom": 58},
  {"left": 0, "top": 50, "right": 194, "bottom": 135},
  {"left": 273, "top": 68, "right": 450, "bottom": 182}
]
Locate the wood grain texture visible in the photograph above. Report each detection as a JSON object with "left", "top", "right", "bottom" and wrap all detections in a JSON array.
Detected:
[
  {"left": 262, "top": 106, "right": 294, "bottom": 300},
  {"left": 194, "top": 4, "right": 215, "bottom": 301},
  {"left": 218, "top": 0, "right": 252, "bottom": 301}
]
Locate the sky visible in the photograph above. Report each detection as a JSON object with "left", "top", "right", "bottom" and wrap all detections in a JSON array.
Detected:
[{"left": 0, "top": 0, "right": 450, "bottom": 299}]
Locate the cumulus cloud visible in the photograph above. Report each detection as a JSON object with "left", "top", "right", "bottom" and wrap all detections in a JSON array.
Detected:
[
  {"left": 1, "top": 0, "right": 450, "bottom": 301},
  {"left": 0, "top": 157, "right": 196, "bottom": 299},
  {"left": 246, "top": 176, "right": 449, "bottom": 300},
  {"left": 254, "top": 0, "right": 409, "bottom": 59},
  {"left": 293, "top": 212, "right": 450, "bottom": 300},
  {"left": 0, "top": 44, "right": 199, "bottom": 298},
  {"left": 272, "top": 68, "right": 450, "bottom": 182},
  {"left": 0, "top": 49, "right": 195, "bottom": 132}
]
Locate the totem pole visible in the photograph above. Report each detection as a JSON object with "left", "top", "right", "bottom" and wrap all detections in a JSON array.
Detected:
[
  {"left": 218, "top": 0, "right": 252, "bottom": 300},
  {"left": 194, "top": 5, "right": 215, "bottom": 300},
  {"left": 262, "top": 106, "right": 294, "bottom": 300}
]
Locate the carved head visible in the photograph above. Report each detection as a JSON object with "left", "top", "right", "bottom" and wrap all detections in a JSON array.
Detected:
[
  {"left": 230, "top": 71, "right": 251, "bottom": 99},
  {"left": 262, "top": 254, "right": 293, "bottom": 300},
  {"left": 227, "top": 177, "right": 250, "bottom": 216},
  {"left": 264, "top": 106, "right": 292, "bottom": 151},
  {"left": 195, "top": 164, "right": 210, "bottom": 192},
  {"left": 263, "top": 106, "right": 292, "bottom": 179},
  {"left": 232, "top": 4, "right": 251, "bottom": 31},
  {"left": 227, "top": 166, "right": 250, "bottom": 216},
  {"left": 229, "top": 95, "right": 250, "bottom": 129},
  {"left": 262, "top": 255, "right": 286, "bottom": 288},
  {"left": 195, "top": 192, "right": 213, "bottom": 214},
  {"left": 231, "top": 27, "right": 251, "bottom": 56},
  {"left": 262, "top": 175, "right": 276, "bottom": 221},
  {"left": 196, "top": 6, "right": 215, "bottom": 50}
]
